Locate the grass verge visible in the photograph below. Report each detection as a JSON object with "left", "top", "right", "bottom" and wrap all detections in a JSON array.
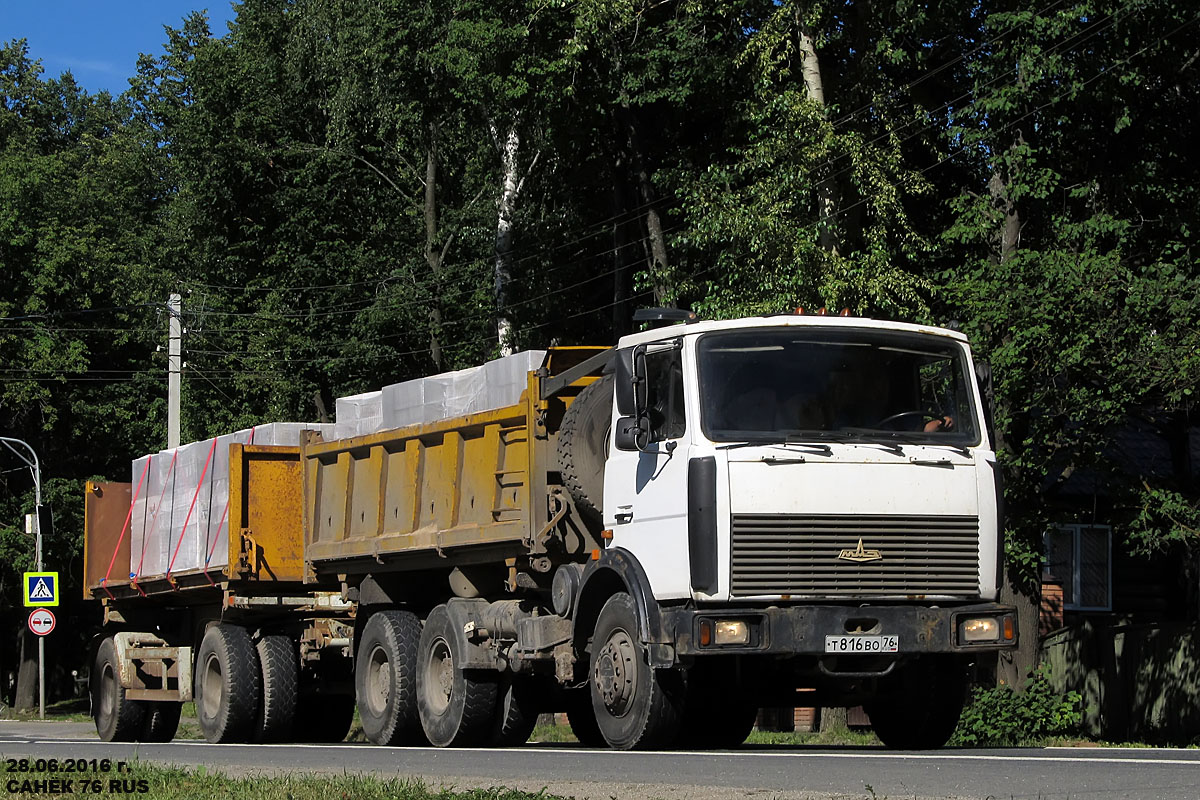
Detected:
[{"left": 2, "top": 762, "right": 573, "bottom": 800}]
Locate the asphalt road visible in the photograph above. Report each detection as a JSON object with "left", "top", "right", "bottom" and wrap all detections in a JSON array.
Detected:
[{"left": 2, "top": 721, "right": 1198, "bottom": 800}]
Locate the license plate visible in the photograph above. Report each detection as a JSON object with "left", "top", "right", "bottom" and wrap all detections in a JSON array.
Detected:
[{"left": 824, "top": 634, "right": 899, "bottom": 653}]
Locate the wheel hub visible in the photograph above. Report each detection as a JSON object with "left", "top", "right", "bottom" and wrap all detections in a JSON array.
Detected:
[{"left": 593, "top": 630, "right": 637, "bottom": 716}]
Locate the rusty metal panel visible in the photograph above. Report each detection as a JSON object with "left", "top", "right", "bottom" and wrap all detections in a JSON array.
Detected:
[
  {"left": 227, "top": 444, "right": 306, "bottom": 583},
  {"left": 84, "top": 481, "right": 134, "bottom": 597}
]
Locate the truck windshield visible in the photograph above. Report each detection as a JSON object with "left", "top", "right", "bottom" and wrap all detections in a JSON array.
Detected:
[{"left": 698, "top": 328, "right": 979, "bottom": 445}]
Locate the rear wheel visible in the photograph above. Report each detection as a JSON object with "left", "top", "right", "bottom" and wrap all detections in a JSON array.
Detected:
[
  {"left": 490, "top": 676, "right": 541, "bottom": 747},
  {"left": 140, "top": 702, "right": 182, "bottom": 743},
  {"left": 254, "top": 634, "right": 298, "bottom": 743},
  {"left": 91, "top": 637, "right": 145, "bottom": 742},
  {"left": 416, "top": 605, "right": 498, "bottom": 747},
  {"left": 355, "top": 610, "right": 423, "bottom": 746},
  {"left": 866, "top": 657, "right": 967, "bottom": 749},
  {"left": 589, "top": 593, "right": 684, "bottom": 750},
  {"left": 194, "top": 624, "right": 261, "bottom": 743}
]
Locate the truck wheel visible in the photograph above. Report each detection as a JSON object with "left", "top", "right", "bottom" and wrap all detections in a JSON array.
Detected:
[
  {"left": 866, "top": 658, "right": 967, "bottom": 749},
  {"left": 677, "top": 661, "right": 757, "bottom": 749},
  {"left": 91, "top": 637, "right": 145, "bottom": 742},
  {"left": 416, "top": 605, "right": 498, "bottom": 747},
  {"left": 140, "top": 702, "right": 182, "bottom": 743},
  {"left": 589, "top": 593, "right": 684, "bottom": 750},
  {"left": 297, "top": 693, "right": 355, "bottom": 742},
  {"left": 254, "top": 634, "right": 298, "bottom": 743},
  {"left": 194, "top": 624, "right": 261, "bottom": 743},
  {"left": 565, "top": 688, "right": 607, "bottom": 747},
  {"left": 490, "top": 676, "right": 540, "bottom": 747},
  {"left": 557, "top": 374, "right": 614, "bottom": 526},
  {"left": 355, "top": 610, "right": 423, "bottom": 746}
]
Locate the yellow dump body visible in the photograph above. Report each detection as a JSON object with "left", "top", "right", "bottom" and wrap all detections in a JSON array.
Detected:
[
  {"left": 84, "top": 444, "right": 310, "bottom": 599},
  {"left": 301, "top": 347, "right": 606, "bottom": 579}
]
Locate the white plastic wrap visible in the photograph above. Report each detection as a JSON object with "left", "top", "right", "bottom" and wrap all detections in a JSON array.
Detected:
[
  {"left": 127, "top": 422, "right": 330, "bottom": 580},
  {"left": 379, "top": 350, "right": 545, "bottom": 431},
  {"left": 333, "top": 391, "right": 383, "bottom": 439}
]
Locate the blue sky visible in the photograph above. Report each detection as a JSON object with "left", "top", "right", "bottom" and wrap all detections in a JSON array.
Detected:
[{"left": 2, "top": 1, "right": 238, "bottom": 96}]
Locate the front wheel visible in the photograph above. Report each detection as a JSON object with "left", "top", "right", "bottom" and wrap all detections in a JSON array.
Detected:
[
  {"left": 194, "top": 624, "right": 261, "bottom": 743},
  {"left": 589, "top": 593, "right": 684, "bottom": 750},
  {"left": 865, "top": 657, "right": 967, "bottom": 749}
]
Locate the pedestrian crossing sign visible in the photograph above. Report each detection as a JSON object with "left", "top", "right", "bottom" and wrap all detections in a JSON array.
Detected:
[{"left": 23, "top": 572, "right": 59, "bottom": 607}]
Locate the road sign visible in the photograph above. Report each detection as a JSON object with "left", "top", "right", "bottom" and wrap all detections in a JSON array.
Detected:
[
  {"left": 28, "top": 608, "right": 55, "bottom": 636},
  {"left": 23, "top": 571, "right": 59, "bottom": 607}
]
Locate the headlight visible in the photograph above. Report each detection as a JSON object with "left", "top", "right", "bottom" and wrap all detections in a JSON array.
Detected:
[
  {"left": 714, "top": 620, "right": 750, "bottom": 646},
  {"left": 960, "top": 616, "right": 999, "bottom": 642}
]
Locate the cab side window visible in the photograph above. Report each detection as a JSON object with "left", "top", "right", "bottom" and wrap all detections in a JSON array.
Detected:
[{"left": 644, "top": 346, "right": 686, "bottom": 441}]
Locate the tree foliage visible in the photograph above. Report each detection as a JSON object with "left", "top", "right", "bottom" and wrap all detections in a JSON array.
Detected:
[{"left": 1, "top": 0, "right": 1198, "bottom": 703}]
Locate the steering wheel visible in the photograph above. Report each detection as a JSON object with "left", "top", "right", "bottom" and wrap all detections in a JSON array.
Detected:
[{"left": 875, "top": 410, "right": 940, "bottom": 429}]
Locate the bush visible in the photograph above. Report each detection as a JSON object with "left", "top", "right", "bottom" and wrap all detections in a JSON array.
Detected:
[{"left": 949, "top": 665, "right": 1082, "bottom": 746}]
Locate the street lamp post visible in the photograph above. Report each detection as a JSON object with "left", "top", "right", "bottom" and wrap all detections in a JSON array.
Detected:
[{"left": 0, "top": 436, "right": 44, "bottom": 720}]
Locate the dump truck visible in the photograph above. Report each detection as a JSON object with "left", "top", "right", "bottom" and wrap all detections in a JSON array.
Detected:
[{"left": 83, "top": 310, "right": 1017, "bottom": 750}]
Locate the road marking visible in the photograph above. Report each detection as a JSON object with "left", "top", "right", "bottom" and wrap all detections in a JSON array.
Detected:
[{"left": 3, "top": 739, "right": 1198, "bottom": 767}]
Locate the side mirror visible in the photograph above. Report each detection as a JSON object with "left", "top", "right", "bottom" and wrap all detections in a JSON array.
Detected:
[
  {"left": 614, "top": 349, "right": 635, "bottom": 416},
  {"left": 614, "top": 415, "right": 650, "bottom": 451}
]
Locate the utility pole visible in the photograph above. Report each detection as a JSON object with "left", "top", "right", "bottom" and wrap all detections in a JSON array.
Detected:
[
  {"left": 0, "top": 437, "right": 43, "bottom": 720},
  {"left": 168, "top": 293, "right": 181, "bottom": 449}
]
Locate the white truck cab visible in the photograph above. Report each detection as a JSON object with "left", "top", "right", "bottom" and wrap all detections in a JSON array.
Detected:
[{"left": 582, "top": 312, "right": 1016, "bottom": 749}]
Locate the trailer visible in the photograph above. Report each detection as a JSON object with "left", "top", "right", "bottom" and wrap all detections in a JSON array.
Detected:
[{"left": 85, "top": 313, "right": 1018, "bottom": 750}]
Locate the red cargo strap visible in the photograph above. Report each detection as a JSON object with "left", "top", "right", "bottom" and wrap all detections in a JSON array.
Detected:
[
  {"left": 203, "top": 426, "right": 255, "bottom": 586},
  {"left": 100, "top": 458, "right": 150, "bottom": 599},
  {"left": 166, "top": 437, "right": 218, "bottom": 583},
  {"left": 134, "top": 448, "right": 178, "bottom": 593}
]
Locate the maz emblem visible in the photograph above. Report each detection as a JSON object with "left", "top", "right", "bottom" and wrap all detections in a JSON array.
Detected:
[{"left": 838, "top": 538, "right": 883, "bottom": 563}]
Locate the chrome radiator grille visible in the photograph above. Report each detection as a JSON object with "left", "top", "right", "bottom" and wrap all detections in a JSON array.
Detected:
[{"left": 730, "top": 514, "right": 980, "bottom": 597}]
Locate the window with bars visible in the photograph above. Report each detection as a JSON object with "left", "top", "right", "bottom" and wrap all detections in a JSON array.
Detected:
[{"left": 1044, "top": 524, "right": 1112, "bottom": 611}]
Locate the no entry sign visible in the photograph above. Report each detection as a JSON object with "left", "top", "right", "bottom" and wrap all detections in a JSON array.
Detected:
[{"left": 28, "top": 608, "right": 55, "bottom": 636}]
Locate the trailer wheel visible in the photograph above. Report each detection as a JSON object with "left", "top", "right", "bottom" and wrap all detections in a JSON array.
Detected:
[
  {"left": 416, "top": 605, "right": 498, "bottom": 747},
  {"left": 490, "top": 676, "right": 540, "bottom": 747},
  {"left": 355, "top": 610, "right": 423, "bottom": 745},
  {"left": 865, "top": 657, "right": 967, "bottom": 749},
  {"left": 254, "top": 634, "right": 298, "bottom": 743},
  {"left": 91, "top": 637, "right": 145, "bottom": 742},
  {"left": 194, "top": 624, "right": 261, "bottom": 743},
  {"left": 140, "top": 702, "right": 182, "bottom": 743},
  {"left": 589, "top": 593, "right": 684, "bottom": 750},
  {"left": 557, "top": 374, "right": 614, "bottom": 525}
]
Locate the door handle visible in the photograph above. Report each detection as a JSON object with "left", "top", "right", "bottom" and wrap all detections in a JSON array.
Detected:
[{"left": 615, "top": 506, "right": 634, "bottom": 524}]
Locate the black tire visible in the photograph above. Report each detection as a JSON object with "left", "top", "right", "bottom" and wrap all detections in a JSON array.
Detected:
[
  {"left": 866, "top": 657, "right": 967, "bottom": 749},
  {"left": 297, "top": 693, "right": 355, "bottom": 742},
  {"left": 355, "top": 610, "right": 424, "bottom": 746},
  {"left": 589, "top": 593, "right": 684, "bottom": 750},
  {"left": 556, "top": 374, "right": 614, "bottom": 526},
  {"left": 194, "top": 624, "right": 261, "bottom": 743},
  {"left": 565, "top": 688, "right": 607, "bottom": 747},
  {"left": 416, "top": 605, "right": 499, "bottom": 747},
  {"left": 490, "top": 676, "right": 541, "bottom": 747},
  {"left": 254, "top": 634, "right": 298, "bottom": 743},
  {"left": 677, "top": 660, "right": 757, "bottom": 749},
  {"left": 91, "top": 637, "right": 145, "bottom": 742},
  {"left": 140, "top": 702, "right": 182, "bottom": 743}
]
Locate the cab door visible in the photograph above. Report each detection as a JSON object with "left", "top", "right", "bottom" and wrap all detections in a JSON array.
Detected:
[{"left": 604, "top": 339, "right": 693, "bottom": 600}]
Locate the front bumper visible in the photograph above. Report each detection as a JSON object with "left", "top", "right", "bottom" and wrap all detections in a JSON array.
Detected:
[{"left": 661, "top": 602, "right": 1017, "bottom": 659}]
